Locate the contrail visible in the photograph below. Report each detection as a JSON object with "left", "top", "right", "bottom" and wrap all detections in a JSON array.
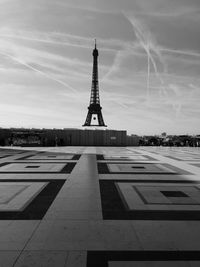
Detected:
[
  {"left": 124, "top": 13, "right": 168, "bottom": 98},
  {"left": 147, "top": 42, "right": 150, "bottom": 100},
  {"left": 0, "top": 34, "right": 120, "bottom": 53},
  {"left": 0, "top": 34, "right": 91, "bottom": 50},
  {"left": 124, "top": 15, "right": 154, "bottom": 99},
  {"left": 124, "top": 13, "right": 185, "bottom": 118},
  {"left": 101, "top": 50, "right": 122, "bottom": 82},
  {"left": 161, "top": 47, "right": 200, "bottom": 58},
  {"left": 167, "top": 84, "right": 184, "bottom": 118},
  {"left": 0, "top": 47, "right": 127, "bottom": 109},
  {"left": 0, "top": 51, "right": 78, "bottom": 94},
  {"left": 100, "top": 87, "right": 128, "bottom": 109}
]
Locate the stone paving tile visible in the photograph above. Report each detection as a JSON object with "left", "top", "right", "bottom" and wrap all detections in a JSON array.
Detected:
[
  {"left": 131, "top": 221, "right": 200, "bottom": 250},
  {"left": 25, "top": 220, "right": 141, "bottom": 251},
  {"left": 0, "top": 173, "right": 69, "bottom": 180},
  {"left": 0, "top": 221, "right": 40, "bottom": 250},
  {"left": 14, "top": 251, "right": 69, "bottom": 267},
  {"left": 24, "top": 220, "right": 104, "bottom": 250},
  {"left": 44, "top": 210, "right": 102, "bottom": 220},
  {"left": 0, "top": 251, "right": 20, "bottom": 267},
  {"left": 65, "top": 251, "right": 87, "bottom": 267},
  {"left": 0, "top": 147, "right": 199, "bottom": 266},
  {"left": 47, "top": 197, "right": 102, "bottom": 212}
]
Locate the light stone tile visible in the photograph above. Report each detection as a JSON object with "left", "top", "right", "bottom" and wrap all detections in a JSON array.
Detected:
[
  {"left": 107, "top": 163, "right": 176, "bottom": 174},
  {"left": 0, "top": 182, "right": 47, "bottom": 211},
  {"left": 44, "top": 210, "right": 102, "bottom": 220},
  {"left": 65, "top": 251, "right": 87, "bottom": 267},
  {"left": 15, "top": 160, "right": 77, "bottom": 163},
  {"left": 89, "top": 221, "right": 143, "bottom": 250},
  {"left": 24, "top": 220, "right": 103, "bottom": 250},
  {"left": 0, "top": 173, "right": 69, "bottom": 180},
  {"left": 169, "top": 221, "right": 200, "bottom": 250},
  {"left": 132, "top": 221, "right": 179, "bottom": 250},
  {"left": 98, "top": 174, "right": 186, "bottom": 181},
  {"left": 25, "top": 220, "right": 141, "bottom": 250},
  {"left": 57, "top": 186, "right": 100, "bottom": 198},
  {"left": 14, "top": 251, "right": 68, "bottom": 267},
  {"left": 103, "top": 155, "right": 148, "bottom": 160},
  {"left": 0, "top": 221, "right": 40, "bottom": 250},
  {"left": 0, "top": 163, "right": 66, "bottom": 172},
  {"left": 59, "top": 182, "right": 98, "bottom": 190},
  {"left": 28, "top": 155, "right": 74, "bottom": 160},
  {"left": 0, "top": 251, "right": 20, "bottom": 267},
  {"left": 132, "top": 221, "right": 200, "bottom": 250},
  {"left": 48, "top": 197, "right": 101, "bottom": 212}
]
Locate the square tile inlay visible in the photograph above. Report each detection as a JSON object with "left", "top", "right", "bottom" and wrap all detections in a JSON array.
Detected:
[
  {"left": 0, "top": 162, "right": 76, "bottom": 173},
  {"left": 99, "top": 181, "right": 200, "bottom": 220},
  {"left": 107, "top": 163, "right": 177, "bottom": 174},
  {"left": 0, "top": 180, "right": 65, "bottom": 219},
  {"left": 0, "top": 182, "right": 47, "bottom": 211},
  {"left": 97, "top": 154, "right": 156, "bottom": 161},
  {"left": 117, "top": 183, "right": 200, "bottom": 208},
  {"left": 18, "top": 154, "right": 81, "bottom": 160}
]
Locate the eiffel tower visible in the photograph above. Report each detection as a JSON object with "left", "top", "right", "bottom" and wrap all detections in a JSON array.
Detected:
[{"left": 83, "top": 40, "right": 107, "bottom": 127}]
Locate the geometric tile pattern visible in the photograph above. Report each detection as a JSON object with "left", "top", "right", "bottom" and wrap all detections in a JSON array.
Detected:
[
  {"left": 0, "top": 162, "right": 76, "bottom": 173},
  {"left": 98, "top": 163, "right": 189, "bottom": 175},
  {"left": 97, "top": 154, "right": 156, "bottom": 161},
  {"left": 0, "top": 146, "right": 199, "bottom": 266},
  {"left": 18, "top": 154, "right": 81, "bottom": 160},
  {"left": 27, "top": 155, "right": 74, "bottom": 160},
  {"left": 108, "top": 163, "right": 177, "bottom": 174},
  {"left": 99, "top": 180, "right": 200, "bottom": 220},
  {"left": 117, "top": 183, "right": 200, "bottom": 208},
  {"left": 0, "top": 182, "right": 47, "bottom": 211},
  {"left": 0, "top": 180, "right": 65, "bottom": 219}
]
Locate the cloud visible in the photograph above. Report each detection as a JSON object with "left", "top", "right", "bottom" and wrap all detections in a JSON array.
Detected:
[{"left": 0, "top": 0, "right": 199, "bottom": 134}]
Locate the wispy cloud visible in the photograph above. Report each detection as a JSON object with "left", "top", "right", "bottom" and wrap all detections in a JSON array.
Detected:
[
  {"left": 0, "top": 51, "right": 78, "bottom": 94},
  {"left": 0, "top": 0, "right": 199, "bottom": 134}
]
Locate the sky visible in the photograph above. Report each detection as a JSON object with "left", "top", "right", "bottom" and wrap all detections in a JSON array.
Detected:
[{"left": 0, "top": 0, "right": 200, "bottom": 135}]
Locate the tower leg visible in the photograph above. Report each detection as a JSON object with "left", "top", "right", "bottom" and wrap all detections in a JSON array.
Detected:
[
  {"left": 83, "top": 111, "right": 92, "bottom": 126},
  {"left": 97, "top": 110, "right": 106, "bottom": 126}
]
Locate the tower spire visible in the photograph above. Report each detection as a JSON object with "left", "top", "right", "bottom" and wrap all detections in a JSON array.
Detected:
[{"left": 83, "top": 40, "right": 107, "bottom": 127}]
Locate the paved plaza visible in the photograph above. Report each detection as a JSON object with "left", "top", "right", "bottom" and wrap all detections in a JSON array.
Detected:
[{"left": 0, "top": 146, "right": 199, "bottom": 266}]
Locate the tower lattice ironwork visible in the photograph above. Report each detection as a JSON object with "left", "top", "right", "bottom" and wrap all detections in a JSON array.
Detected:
[{"left": 83, "top": 40, "right": 107, "bottom": 127}]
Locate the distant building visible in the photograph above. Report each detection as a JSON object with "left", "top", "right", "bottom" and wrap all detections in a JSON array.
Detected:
[{"left": 0, "top": 128, "right": 130, "bottom": 147}]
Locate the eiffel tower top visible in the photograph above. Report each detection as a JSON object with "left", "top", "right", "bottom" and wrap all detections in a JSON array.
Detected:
[{"left": 93, "top": 39, "right": 98, "bottom": 57}]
